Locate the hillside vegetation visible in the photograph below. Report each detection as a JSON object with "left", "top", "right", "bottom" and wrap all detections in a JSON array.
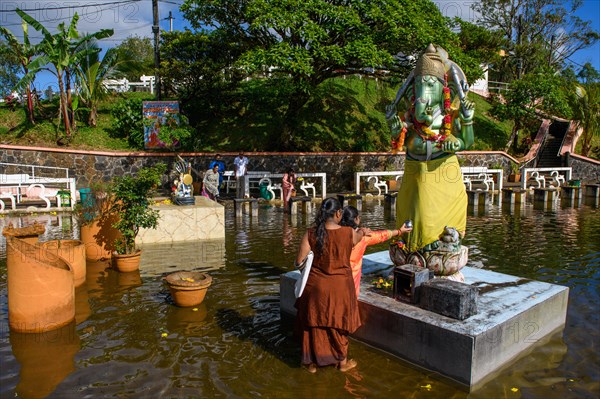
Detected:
[{"left": 1, "top": 77, "right": 523, "bottom": 153}]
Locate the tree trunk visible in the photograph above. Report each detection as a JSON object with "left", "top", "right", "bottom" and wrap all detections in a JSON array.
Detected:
[
  {"left": 25, "top": 86, "right": 35, "bottom": 125},
  {"left": 281, "top": 91, "right": 310, "bottom": 150},
  {"left": 65, "top": 69, "right": 76, "bottom": 131},
  {"left": 88, "top": 105, "right": 97, "bottom": 127},
  {"left": 21, "top": 65, "right": 35, "bottom": 124},
  {"left": 56, "top": 74, "right": 71, "bottom": 139},
  {"left": 504, "top": 124, "right": 519, "bottom": 152}
]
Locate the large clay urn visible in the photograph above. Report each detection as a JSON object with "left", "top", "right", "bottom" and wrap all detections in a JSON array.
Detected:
[
  {"left": 112, "top": 250, "right": 142, "bottom": 273},
  {"left": 2, "top": 223, "right": 45, "bottom": 245},
  {"left": 165, "top": 271, "right": 212, "bottom": 307},
  {"left": 6, "top": 238, "right": 75, "bottom": 333},
  {"left": 41, "top": 239, "right": 86, "bottom": 287},
  {"left": 79, "top": 212, "right": 120, "bottom": 261}
]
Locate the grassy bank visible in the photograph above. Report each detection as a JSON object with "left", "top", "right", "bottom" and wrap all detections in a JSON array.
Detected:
[{"left": 0, "top": 78, "right": 528, "bottom": 154}]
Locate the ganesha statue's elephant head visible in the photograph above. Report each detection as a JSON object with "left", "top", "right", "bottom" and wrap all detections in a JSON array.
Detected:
[{"left": 386, "top": 43, "right": 475, "bottom": 158}]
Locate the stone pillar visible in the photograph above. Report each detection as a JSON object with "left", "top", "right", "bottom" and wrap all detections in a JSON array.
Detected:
[
  {"left": 584, "top": 184, "right": 599, "bottom": 207},
  {"left": 337, "top": 194, "right": 362, "bottom": 210}
]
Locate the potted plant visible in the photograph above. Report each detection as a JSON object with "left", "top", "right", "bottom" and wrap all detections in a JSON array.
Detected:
[
  {"left": 488, "top": 162, "right": 503, "bottom": 184},
  {"left": 110, "top": 164, "right": 166, "bottom": 272},
  {"left": 74, "top": 179, "right": 120, "bottom": 260},
  {"left": 508, "top": 162, "right": 521, "bottom": 183},
  {"left": 384, "top": 159, "right": 399, "bottom": 191}
]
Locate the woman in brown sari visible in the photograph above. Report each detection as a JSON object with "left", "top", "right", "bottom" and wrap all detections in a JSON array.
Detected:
[{"left": 294, "top": 197, "right": 367, "bottom": 373}]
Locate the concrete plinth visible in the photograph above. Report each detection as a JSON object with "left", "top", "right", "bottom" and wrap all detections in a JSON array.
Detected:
[
  {"left": 502, "top": 188, "right": 526, "bottom": 205},
  {"left": 290, "top": 196, "right": 311, "bottom": 215},
  {"left": 337, "top": 194, "right": 362, "bottom": 210},
  {"left": 584, "top": 184, "right": 599, "bottom": 207},
  {"left": 561, "top": 186, "right": 582, "bottom": 207},
  {"left": 136, "top": 196, "right": 224, "bottom": 244},
  {"left": 280, "top": 250, "right": 569, "bottom": 389},
  {"left": 234, "top": 198, "right": 258, "bottom": 218},
  {"left": 467, "top": 190, "right": 489, "bottom": 208},
  {"left": 533, "top": 188, "right": 558, "bottom": 203}
]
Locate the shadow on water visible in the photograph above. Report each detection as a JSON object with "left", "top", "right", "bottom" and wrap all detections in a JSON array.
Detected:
[{"left": 215, "top": 308, "right": 300, "bottom": 369}]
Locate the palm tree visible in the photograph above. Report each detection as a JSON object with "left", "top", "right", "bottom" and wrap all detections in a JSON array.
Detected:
[
  {"left": 76, "top": 43, "right": 120, "bottom": 127},
  {"left": 16, "top": 9, "right": 113, "bottom": 140},
  {"left": 0, "top": 19, "right": 40, "bottom": 124},
  {"left": 571, "top": 84, "right": 600, "bottom": 157}
]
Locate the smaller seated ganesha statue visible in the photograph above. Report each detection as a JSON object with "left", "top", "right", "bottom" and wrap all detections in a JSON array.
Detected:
[
  {"left": 387, "top": 44, "right": 474, "bottom": 282},
  {"left": 172, "top": 172, "right": 196, "bottom": 206}
]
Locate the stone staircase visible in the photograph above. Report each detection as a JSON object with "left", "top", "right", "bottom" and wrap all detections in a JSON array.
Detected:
[{"left": 536, "top": 120, "right": 569, "bottom": 168}]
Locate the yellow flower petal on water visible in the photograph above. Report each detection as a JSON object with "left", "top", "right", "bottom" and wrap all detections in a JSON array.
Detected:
[
  {"left": 192, "top": 308, "right": 198, "bottom": 311},
  {"left": 511, "top": 387, "right": 519, "bottom": 392},
  {"left": 161, "top": 332, "right": 168, "bottom": 338},
  {"left": 420, "top": 384, "right": 432, "bottom": 390}
]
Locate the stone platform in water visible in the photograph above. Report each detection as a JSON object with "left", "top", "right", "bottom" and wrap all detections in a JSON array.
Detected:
[
  {"left": 137, "top": 196, "right": 224, "bottom": 244},
  {"left": 279, "top": 250, "right": 569, "bottom": 390}
]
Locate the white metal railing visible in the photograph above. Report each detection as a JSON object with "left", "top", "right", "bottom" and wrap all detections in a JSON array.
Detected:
[
  {"left": 355, "top": 171, "right": 404, "bottom": 195},
  {"left": 0, "top": 162, "right": 76, "bottom": 211},
  {"left": 521, "top": 167, "right": 572, "bottom": 190},
  {"left": 241, "top": 172, "right": 327, "bottom": 199}
]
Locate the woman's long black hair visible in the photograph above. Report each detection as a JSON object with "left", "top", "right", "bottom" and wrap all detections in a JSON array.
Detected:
[
  {"left": 313, "top": 197, "right": 342, "bottom": 257},
  {"left": 340, "top": 205, "right": 359, "bottom": 229}
]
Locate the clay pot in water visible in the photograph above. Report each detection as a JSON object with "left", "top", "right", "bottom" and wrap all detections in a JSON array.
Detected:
[
  {"left": 41, "top": 239, "right": 86, "bottom": 287},
  {"left": 112, "top": 250, "right": 142, "bottom": 273},
  {"left": 79, "top": 212, "right": 121, "bottom": 261},
  {"left": 165, "top": 271, "right": 212, "bottom": 307},
  {"left": 6, "top": 238, "right": 75, "bottom": 333},
  {"left": 2, "top": 223, "right": 45, "bottom": 245}
]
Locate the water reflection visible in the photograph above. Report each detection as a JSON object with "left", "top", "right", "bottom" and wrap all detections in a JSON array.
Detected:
[
  {"left": 0, "top": 200, "right": 598, "bottom": 398},
  {"left": 10, "top": 321, "right": 80, "bottom": 399}
]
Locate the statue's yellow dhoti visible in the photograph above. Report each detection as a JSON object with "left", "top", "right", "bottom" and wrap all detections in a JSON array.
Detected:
[{"left": 397, "top": 155, "right": 467, "bottom": 252}]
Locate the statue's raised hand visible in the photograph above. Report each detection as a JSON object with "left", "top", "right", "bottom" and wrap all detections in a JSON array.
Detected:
[
  {"left": 386, "top": 104, "right": 403, "bottom": 135},
  {"left": 460, "top": 98, "right": 475, "bottom": 122}
]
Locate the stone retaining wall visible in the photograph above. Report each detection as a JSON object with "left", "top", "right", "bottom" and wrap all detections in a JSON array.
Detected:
[{"left": 1, "top": 145, "right": 597, "bottom": 193}]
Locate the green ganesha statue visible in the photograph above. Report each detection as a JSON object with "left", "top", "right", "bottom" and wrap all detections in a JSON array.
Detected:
[{"left": 386, "top": 44, "right": 475, "bottom": 281}]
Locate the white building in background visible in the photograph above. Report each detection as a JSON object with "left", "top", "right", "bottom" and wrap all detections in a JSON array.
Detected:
[{"left": 470, "top": 64, "right": 489, "bottom": 97}]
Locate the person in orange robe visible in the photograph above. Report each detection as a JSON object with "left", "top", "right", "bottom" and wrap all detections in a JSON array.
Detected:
[{"left": 341, "top": 206, "right": 412, "bottom": 297}]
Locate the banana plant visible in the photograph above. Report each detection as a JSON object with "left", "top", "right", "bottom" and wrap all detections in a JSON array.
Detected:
[
  {"left": 15, "top": 9, "right": 113, "bottom": 140},
  {"left": 76, "top": 43, "right": 120, "bottom": 127},
  {"left": 0, "top": 18, "right": 40, "bottom": 124}
]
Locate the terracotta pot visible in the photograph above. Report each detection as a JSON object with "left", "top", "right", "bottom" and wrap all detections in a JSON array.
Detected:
[
  {"left": 2, "top": 223, "right": 45, "bottom": 245},
  {"left": 6, "top": 238, "right": 75, "bottom": 333},
  {"left": 79, "top": 213, "right": 120, "bottom": 261},
  {"left": 41, "top": 240, "right": 86, "bottom": 287},
  {"left": 165, "top": 271, "right": 212, "bottom": 307},
  {"left": 112, "top": 250, "right": 142, "bottom": 273},
  {"left": 508, "top": 174, "right": 521, "bottom": 183}
]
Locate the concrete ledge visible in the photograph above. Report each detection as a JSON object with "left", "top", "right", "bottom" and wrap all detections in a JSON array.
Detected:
[
  {"left": 136, "top": 196, "right": 224, "bottom": 243},
  {"left": 280, "top": 250, "right": 569, "bottom": 389}
]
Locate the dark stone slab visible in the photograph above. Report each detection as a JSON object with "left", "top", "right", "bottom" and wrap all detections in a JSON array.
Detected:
[
  {"left": 393, "top": 264, "right": 430, "bottom": 304},
  {"left": 420, "top": 279, "right": 478, "bottom": 320}
]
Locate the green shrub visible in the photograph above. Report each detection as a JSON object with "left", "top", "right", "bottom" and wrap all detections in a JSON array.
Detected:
[{"left": 111, "top": 98, "right": 145, "bottom": 148}]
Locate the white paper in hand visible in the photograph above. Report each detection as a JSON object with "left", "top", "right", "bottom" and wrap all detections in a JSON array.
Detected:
[{"left": 294, "top": 251, "right": 314, "bottom": 298}]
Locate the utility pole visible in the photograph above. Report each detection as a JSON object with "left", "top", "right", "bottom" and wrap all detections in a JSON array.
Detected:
[
  {"left": 516, "top": 14, "right": 523, "bottom": 79},
  {"left": 166, "top": 11, "right": 174, "bottom": 32},
  {"left": 152, "top": 0, "right": 161, "bottom": 100}
]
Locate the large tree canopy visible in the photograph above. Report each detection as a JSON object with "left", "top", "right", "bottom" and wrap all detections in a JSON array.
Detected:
[
  {"left": 472, "top": 0, "right": 599, "bottom": 81},
  {"left": 0, "top": 40, "right": 21, "bottom": 97},
  {"left": 180, "top": 0, "right": 479, "bottom": 149}
]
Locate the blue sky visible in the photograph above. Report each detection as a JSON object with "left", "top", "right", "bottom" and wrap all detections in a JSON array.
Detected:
[{"left": 1, "top": 0, "right": 599, "bottom": 92}]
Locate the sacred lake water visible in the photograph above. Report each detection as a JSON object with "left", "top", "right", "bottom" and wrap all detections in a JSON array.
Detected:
[{"left": 0, "top": 198, "right": 598, "bottom": 398}]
